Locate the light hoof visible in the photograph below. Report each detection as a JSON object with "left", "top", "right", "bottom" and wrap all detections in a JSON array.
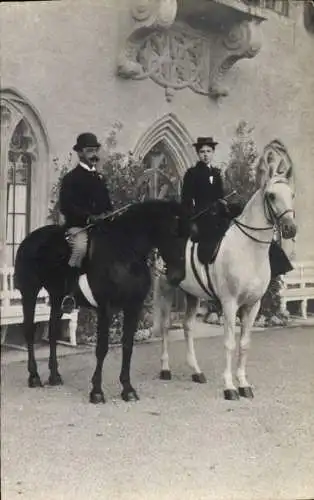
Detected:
[
  {"left": 224, "top": 389, "right": 240, "bottom": 401},
  {"left": 160, "top": 370, "right": 172, "bottom": 380},
  {"left": 239, "top": 386, "right": 254, "bottom": 399},
  {"left": 192, "top": 372, "right": 207, "bottom": 384}
]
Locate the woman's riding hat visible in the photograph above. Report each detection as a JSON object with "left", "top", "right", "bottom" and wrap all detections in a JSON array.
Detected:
[
  {"left": 73, "top": 132, "right": 101, "bottom": 152},
  {"left": 193, "top": 137, "right": 218, "bottom": 148}
]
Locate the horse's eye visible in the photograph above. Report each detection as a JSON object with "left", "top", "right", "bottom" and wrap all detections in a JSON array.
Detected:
[{"left": 268, "top": 192, "right": 276, "bottom": 202}]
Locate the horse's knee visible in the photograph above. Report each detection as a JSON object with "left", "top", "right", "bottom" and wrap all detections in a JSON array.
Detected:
[
  {"left": 224, "top": 338, "right": 236, "bottom": 351},
  {"left": 239, "top": 337, "right": 250, "bottom": 350}
]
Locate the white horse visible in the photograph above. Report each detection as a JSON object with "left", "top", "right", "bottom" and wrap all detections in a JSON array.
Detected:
[{"left": 154, "top": 139, "right": 297, "bottom": 400}]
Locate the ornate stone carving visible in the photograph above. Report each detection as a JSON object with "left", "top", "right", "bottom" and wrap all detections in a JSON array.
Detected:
[
  {"left": 134, "top": 29, "right": 210, "bottom": 101},
  {"left": 209, "top": 20, "right": 262, "bottom": 98},
  {"left": 117, "top": 0, "right": 178, "bottom": 78},
  {"left": 117, "top": 0, "right": 264, "bottom": 100}
]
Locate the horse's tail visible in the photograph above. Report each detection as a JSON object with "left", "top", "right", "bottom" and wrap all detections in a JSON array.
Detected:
[{"left": 14, "top": 224, "right": 64, "bottom": 291}]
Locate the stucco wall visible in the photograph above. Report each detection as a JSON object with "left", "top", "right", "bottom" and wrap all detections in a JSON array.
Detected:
[{"left": 1, "top": 0, "right": 313, "bottom": 260}]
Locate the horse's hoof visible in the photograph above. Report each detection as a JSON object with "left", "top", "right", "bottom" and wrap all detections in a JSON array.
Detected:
[
  {"left": 239, "top": 386, "right": 254, "bottom": 399},
  {"left": 160, "top": 370, "right": 172, "bottom": 380},
  {"left": 28, "top": 375, "right": 43, "bottom": 388},
  {"left": 192, "top": 372, "right": 207, "bottom": 384},
  {"left": 121, "top": 389, "right": 140, "bottom": 402},
  {"left": 48, "top": 374, "right": 63, "bottom": 386},
  {"left": 89, "top": 391, "right": 106, "bottom": 404},
  {"left": 224, "top": 389, "right": 240, "bottom": 400}
]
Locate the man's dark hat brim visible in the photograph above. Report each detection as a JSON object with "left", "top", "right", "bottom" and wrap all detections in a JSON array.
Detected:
[
  {"left": 73, "top": 132, "right": 101, "bottom": 152},
  {"left": 193, "top": 137, "right": 218, "bottom": 148}
]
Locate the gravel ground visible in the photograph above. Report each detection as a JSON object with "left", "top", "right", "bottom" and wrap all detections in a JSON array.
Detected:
[{"left": 2, "top": 326, "right": 314, "bottom": 500}]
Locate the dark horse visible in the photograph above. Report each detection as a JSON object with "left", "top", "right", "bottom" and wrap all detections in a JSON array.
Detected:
[{"left": 14, "top": 199, "right": 187, "bottom": 403}]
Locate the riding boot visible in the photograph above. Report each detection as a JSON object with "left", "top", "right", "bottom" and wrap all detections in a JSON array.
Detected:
[{"left": 61, "top": 266, "right": 81, "bottom": 314}]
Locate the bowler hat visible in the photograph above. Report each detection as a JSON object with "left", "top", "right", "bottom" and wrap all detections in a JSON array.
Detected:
[
  {"left": 73, "top": 132, "right": 101, "bottom": 152},
  {"left": 193, "top": 137, "right": 218, "bottom": 148}
]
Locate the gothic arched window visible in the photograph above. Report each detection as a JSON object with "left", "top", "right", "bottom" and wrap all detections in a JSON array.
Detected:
[
  {"left": 6, "top": 120, "right": 36, "bottom": 265},
  {"left": 0, "top": 89, "right": 49, "bottom": 267}
]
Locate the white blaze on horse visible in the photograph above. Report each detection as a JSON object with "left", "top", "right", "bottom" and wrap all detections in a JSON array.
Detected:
[{"left": 155, "top": 139, "right": 297, "bottom": 400}]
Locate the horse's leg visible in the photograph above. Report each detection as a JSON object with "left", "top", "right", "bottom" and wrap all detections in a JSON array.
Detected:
[
  {"left": 157, "top": 281, "right": 175, "bottom": 381},
  {"left": 236, "top": 301, "right": 261, "bottom": 399},
  {"left": 222, "top": 300, "right": 239, "bottom": 400},
  {"left": 184, "top": 293, "right": 206, "bottom": 383},
  {"left": 120, "top": 303, "right": 142, "bottom": 402},
  {"left": 48, "top": 294, "right": 63, "bottom": 386},
  {"left": 90, "top": 308, "right": 111, "bottom": 404},
  {"left": 22, "top": 289, "right": 42, "bottom": 388}
]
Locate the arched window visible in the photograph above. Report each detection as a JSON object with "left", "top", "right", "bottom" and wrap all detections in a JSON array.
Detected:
[
  {"left": 0, "top": 89, "right": 49, "bottom": 267},
  {"left": 6, "top": 120, "right": 35, "bottom": 265}
]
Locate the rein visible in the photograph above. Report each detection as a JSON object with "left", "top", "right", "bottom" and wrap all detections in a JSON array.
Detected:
[
  {"left": 233, "top": 183, "right": 294, "bottom": 245},
  {"left": 190, "top": 190, "right": 237, "bottom": 221},
  {"left": 66, "top": 204, "right": 133, "bottom": 239}
]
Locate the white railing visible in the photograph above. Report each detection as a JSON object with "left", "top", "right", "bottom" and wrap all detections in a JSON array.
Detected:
[
  {"left": 280, "top": 261, "right": 314, "bottom": 319},
  {"left": 0, "top": 266, "right": 78, "bottom": 346}
]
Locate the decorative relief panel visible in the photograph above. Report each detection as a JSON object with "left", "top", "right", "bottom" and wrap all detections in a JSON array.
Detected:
[
  {"left": 135, "top": 29, "right": 210, "bottom": 101},
  {"left": 117, "top": 0, "right": 264, "bottom": 100},
  {"left": 118, "top": 19, "right": 262, "bottom": 101}
]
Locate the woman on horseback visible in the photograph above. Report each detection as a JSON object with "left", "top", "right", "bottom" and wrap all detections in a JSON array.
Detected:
[{"left": 181, "top": 136, "right": 239, "bottom": 264}]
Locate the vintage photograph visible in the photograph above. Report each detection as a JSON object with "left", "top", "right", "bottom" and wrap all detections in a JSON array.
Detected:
[{"left": 1, "top": 1, "right": 314, "bottom": 499}]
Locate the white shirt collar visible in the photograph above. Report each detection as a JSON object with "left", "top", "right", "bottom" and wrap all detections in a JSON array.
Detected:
[{"left": 79, "top": 161, "right": 96, "bottom": 172}]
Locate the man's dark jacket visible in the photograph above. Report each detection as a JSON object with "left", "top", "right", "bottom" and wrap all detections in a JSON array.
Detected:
[
  {"left": 181, "top": 161, "right": 224, "bottom": 216},
  {"left": 59, "top": 164, "right": 113, "bottom": 227}
]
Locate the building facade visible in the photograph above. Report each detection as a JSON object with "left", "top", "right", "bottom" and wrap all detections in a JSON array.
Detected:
[{"left": 1, "top": 0, "right": 314, "bottom": 268}]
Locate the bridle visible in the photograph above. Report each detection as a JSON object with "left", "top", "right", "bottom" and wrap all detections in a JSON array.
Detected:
[{"left": 233, "top": 179, "right": 295, "bottom": 245}]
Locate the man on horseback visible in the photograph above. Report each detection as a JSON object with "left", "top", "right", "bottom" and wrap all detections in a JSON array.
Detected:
[
  {"left": 59, "top": 132, "right": 113, "bottom": 313},
  {"left": 181, "top": 137, "right": 240, "bottom": 264}
]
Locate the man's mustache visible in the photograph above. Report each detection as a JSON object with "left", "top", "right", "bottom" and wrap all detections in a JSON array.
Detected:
[{"left": 90, "top": 156, "right": 99, "bottom": 162}]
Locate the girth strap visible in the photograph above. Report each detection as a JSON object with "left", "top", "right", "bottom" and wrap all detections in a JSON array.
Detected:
[{"left": 190, "top": 243, "right": 219, "bottom": 303}]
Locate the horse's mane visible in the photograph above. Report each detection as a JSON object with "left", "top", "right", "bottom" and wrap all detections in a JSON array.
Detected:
[{"left": 106, "top": 198, "right": 182, "bottom": 230}]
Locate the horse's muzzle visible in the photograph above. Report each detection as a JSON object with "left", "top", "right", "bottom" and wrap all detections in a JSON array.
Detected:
[{"left": 281, "top": 217, "right": 297, "bottom": 240}]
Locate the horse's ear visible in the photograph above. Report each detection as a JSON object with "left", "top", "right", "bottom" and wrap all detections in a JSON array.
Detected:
[{"left": 255, "top": 156, "right": 268, "bottom": 188}]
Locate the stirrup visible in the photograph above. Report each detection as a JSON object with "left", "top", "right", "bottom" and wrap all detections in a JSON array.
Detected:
[{"left": 61, "top": 295, "right": 77, "bottom": 314}]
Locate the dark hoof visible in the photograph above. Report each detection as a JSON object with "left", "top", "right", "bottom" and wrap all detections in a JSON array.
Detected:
[
  {"left": 239, "top": 386, "right": 254, "bottom": 399},
  {"left": 224, "top": 389, "right": 240, "bottom": 401},
  {"left": 192, "top": 372, "right": 207, "bottom": 384},
  {"left": 28, "top": 374, "right": 43, "bottom": 388},
  {"left": 48, "top": 374, "right": 63, "bottom": 386},
  {"left": 89, "top": 391, "right": 106, "bottom": 404},
  {"left": 160, "top": 370, "right": 172, "bottom": 380},
  {"left": 121, "top": 389, "right": 139, "bottom": 402}
]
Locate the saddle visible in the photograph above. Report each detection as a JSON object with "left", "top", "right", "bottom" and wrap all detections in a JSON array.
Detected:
[
  {"left": 196, "top": 218, "right": 230, "bottom": 266},
  {"left": 196, "top": 222, "right": 293, "bottom": 278},
  {"left": 194, "top": 201, "right": 244, "bottom": 266}
]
